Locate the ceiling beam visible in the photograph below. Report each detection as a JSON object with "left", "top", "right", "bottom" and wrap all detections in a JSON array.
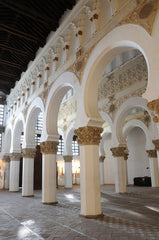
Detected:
[
  {"left": 0, "top": 43, "right": 35, "bottom": 57},
  {"left": 0, "top": 71, "right": 18, "bottom": 79},
  {"left": 0, "top": 1, "right": 55, "bottom": 26},
  {"left": 0, "top": 79, "right": 14, "bottom": 86},
  {"left": 0, "top": 24, "right": 39, "bottom": 42},
  {"left": 0, "top": 59, "right": 21, "bottom": 68}
]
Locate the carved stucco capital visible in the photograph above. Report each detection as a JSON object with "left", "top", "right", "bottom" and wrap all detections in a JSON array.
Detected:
[
  {"left": 152, "top": 139, "right": 159, "bottom": 151},
  {"left": 146, "top": 149, "right": 157, "bottom": 158},
  {"left": 22, "top": 148, "right": 36, "bottom": 158},
  {"left": 74, "top": 126, "right": 103, "bottom": 145},
  {"left": 147, "top": 99, "right": 159, "bottom": 123},
  {"left": 63, "top": 155, "right": 73, "bottom": 162},
  {"left": 110, "top": 147, "right": 127, "bottom": 158},
  {"left": 2, "top": 155, "right": 10, "bottom": 162},
  {"left": 40, "top": 141, "right": 58, "bottom": 154},
  {"left": 10, "top": 153, "right": 22, "bottom": 161},
  {"left": 99, "top": 156, "right": 105, "bottom": 162}
]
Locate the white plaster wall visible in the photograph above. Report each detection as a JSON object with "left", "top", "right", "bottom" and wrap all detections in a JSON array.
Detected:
[
  {"left": 103, "top": 135, "right": 115, "bottom": 184},
  {"left": 126, "top": 127, "right": 150, "bottom": 185}
]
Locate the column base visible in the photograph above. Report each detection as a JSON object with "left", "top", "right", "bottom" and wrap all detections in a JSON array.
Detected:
[
  {"left": 80, "top": 212, "right": 104, "bottom": 219},
  {"left": 42, "top": 201, "right": 58, "bottom": 205},
  {"left": 22, "top": 195, "right": 34, "bottom": 197},
  {"left": 9, "top": 190, "right": 20, "bottom": 192}
]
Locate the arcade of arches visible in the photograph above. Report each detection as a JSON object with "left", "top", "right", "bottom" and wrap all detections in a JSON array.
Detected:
[{"left": 1, "top": 0, "right": 159, "bottom": 221}]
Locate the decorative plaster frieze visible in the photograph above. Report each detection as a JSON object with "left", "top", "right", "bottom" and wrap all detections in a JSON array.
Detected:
[
  {"left": 40, "top": 141, "right": 58, "bottom": 154},
  {"left": 74, "top": 126, "right": 103, "bottom": 145},
  {"left": 119, "top": 0, "right": 158, "bottom": 35},
  {"left": 147, "top": 99, "right": 159, "bottom": 123},
  {"left": 22, "top": 148, "right": 36, "bottom": 158},
  {"left": 146, "top": 149, "right": 157, "bottom": 158},
  {"left": 99, "top": 55, "right": 147, "bottom": 101}
]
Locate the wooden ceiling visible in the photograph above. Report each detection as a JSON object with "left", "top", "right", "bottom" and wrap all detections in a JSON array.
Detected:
[{"left": 0, "top": 0, "right": 76, "bottom": 95}]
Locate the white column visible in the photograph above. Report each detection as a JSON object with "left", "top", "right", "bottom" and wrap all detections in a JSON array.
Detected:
[
  {"left": 152, "top": 140, "right": 159, "bottom": 168},
  {"left": 147, "top": 150, "right": 159, "bottom": 187},
  {"left": 3, "top": 155, "right": 10, "bottom": 189},
  {"left": 9, "top": 153, "right": 21, "bottom": 192},
  {"left": 111, "top": 147, "right": 127, "bottom": 193},
  {"left": 22, "top": 148, "right": 36, "bottom": 197},
  {"left": 124, "top": 151, "right": 129, "bottom": 186},
  {"left": 40, "top": 141, "right": 58, "bottom": 204},
  {"left": 75, "top": 126, "right": 103, "bottom": 218},
  {"left": 99, "top": 156, "right": 105, "bottom": 185},
  {"left": 64, "top": 155, "right": 73, "bottom": 188}
]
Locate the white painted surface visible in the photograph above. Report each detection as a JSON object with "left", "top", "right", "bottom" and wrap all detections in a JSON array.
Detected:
[
  {"left": 22, "top": 158, "right": 34, "bottom": 196},
  {"left": 127, "top": 127, "right": 150, "bottom": 185},
  {"left": 80, "top": 145, "right": 102, "bottom": 216},
  {"left": 100, "top": 160, "right": 104, "bottom": 185},
  {"left": 114, "top": 156, "right": 126, "bottom": 193},
  {"left": 65, "top": 161, "right": 72, "bottom": 188},
  {"left": 42, "top": 154, "right": 57, "bottom": 203},
  {"left": 9, "top": 160, "right": 20, "bottom": 192},
  {"left": 149, "top": 157, "right": 159, "bottom": 187}
]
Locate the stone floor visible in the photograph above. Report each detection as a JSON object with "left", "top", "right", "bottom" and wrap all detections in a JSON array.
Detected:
[{"left": 0, "top": 185, "right": 159, "bottom": 240}]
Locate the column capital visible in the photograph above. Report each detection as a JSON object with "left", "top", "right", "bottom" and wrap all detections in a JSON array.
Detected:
[
  {"left": 99, "top": 156, "right": 105, "bottom": 162},
  {"left": 22, "top": 148, "right": 36, "bottom": 158},
  {"left": 10, "top": 152, "right": 22, "bottom": 161},
  {"left": 40, "top": 141, "right": 58, "bottom": 154},
  {"left": 74, "top": 126, "right": 103, "bottom": 145},
  {"left": 110, "top": 147, "right": 127, "bottom": 157},
  {"left": 147, "top": 149, "right": 157, "bottom": 158},
  {"left": 147, "top": 99, "right": 159, "bottom": 123},
  {"left": 63, "top": 155, "right": 73, "bottom": 162},
  {"left": 152, "top": 139, "right": 159, "bottom": 151},
  {"left": 2, "top": 155, "right": 10, "bottom": 162}
]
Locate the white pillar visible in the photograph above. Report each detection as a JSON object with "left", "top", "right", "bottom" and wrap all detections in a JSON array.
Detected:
[
  {"left": 124, "top": 151, "right": 129, "bottom": 186},
  {"left": 2, "top": 155, "right": 10, "bottom": 189},
  {"left": 111, "top": 147, "right": 127, "bottom": 193},
  {"left": 99, "top": 156, "right": 105, "bottom": 185},
  {"left": 152, "top": 139, "right": 159, "bottom": 168},
  {"left": 9, "top": 153, "right": 21, "bottom": 192},
  {"left": 40, "top": 141, "right": 58, "bottom": 204},
  {"left": 147, "top": 150, "right": 159, "bottom": 187},
  {"left": 22, "top": 148, "right": 36, "bottom": 197},
  {"left": 64, "top": 155, "right": 73, "bottom": 188},
  {"left": 75, "top": 126, "right": 103, "bottom": 218}
]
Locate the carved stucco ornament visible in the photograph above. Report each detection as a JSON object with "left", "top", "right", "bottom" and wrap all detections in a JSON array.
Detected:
[
  {"left": 22, "top": 148, "right": 36, "bottom": 158},
  {"left": 10, "top": 153, "right": 22, "bottom": 161},
  {"left": 146, "top": 149, "right": 157, "bottom": 158},
  {"left": 110, "top": 147, "right": 127, "bottom": 157},
  {"left": 119, "top": 0, "right": 159, "bottom": 35},
  {"left": 2, "top": 155, "right": 10, "bottom": 162},
  {"left": 70, "top": 47, "right": 90, "bottom": 80},
  {"left": 74, "top": 126, "right": 103, "bottom": 145},
  {"left": 147, "top": 99, "right": 159, "bottom": 123},
  {"left": 152, "top": 139, "right": 159, "bottom": 151},
  {"left": 99, "top": 156, "right": 105, "bottom": 162},
  {"left": 40, "top": 141, "right": 58, "bottom": 154},
  {"left": 63, "top": 155, "right": 73, "bottom": 162}
]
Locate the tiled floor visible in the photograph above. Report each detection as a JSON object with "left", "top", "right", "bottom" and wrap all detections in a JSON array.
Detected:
[{"left": 0, "top": 185, "right": 159, "bottom": 239}]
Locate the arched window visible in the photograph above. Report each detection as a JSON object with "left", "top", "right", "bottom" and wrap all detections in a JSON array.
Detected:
[
  {"left": 35, "top": 112, "right": 43, "bottom": 146},
  {"left": 72, "top": 135, "right": 79, "bottom": 156},
  {"left": 57, "top": 135, "right": 64, "bottom": 155}
]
